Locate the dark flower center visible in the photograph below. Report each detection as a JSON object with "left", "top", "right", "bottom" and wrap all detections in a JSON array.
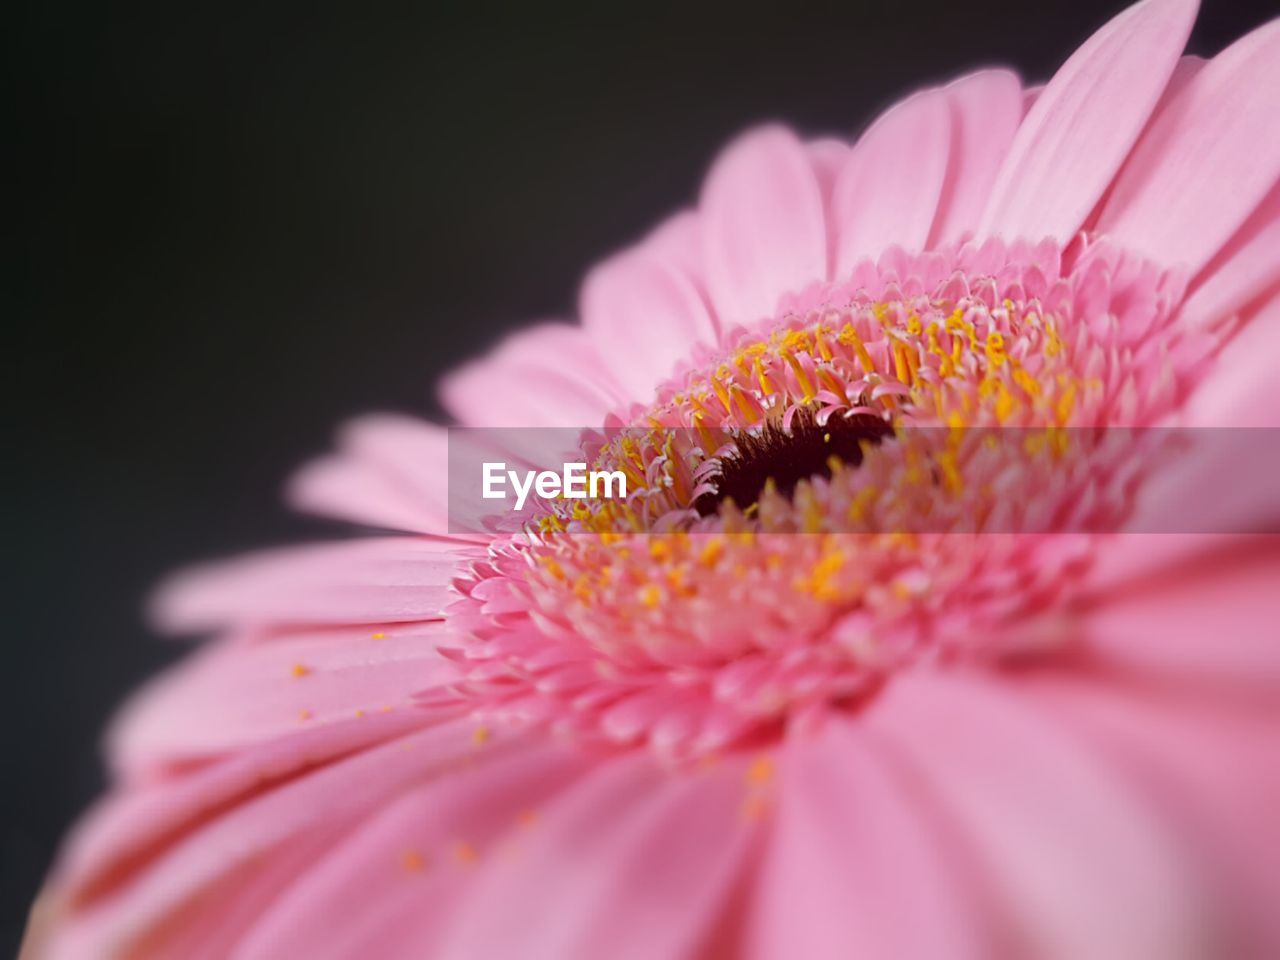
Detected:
[{"left": 693, "top": 407, "right": 892, "bottom": 517}]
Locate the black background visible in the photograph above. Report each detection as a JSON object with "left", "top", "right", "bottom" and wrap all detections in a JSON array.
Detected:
[{"left": 7, "top": 0, "right": 1275, "bottom": 949}]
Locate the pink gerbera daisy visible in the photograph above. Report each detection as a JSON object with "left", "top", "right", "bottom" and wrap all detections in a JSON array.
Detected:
[{"left": 43, "top": 0, "right": 1280, "bottom": 956}]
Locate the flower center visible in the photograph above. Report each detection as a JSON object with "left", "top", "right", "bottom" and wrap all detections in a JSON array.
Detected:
[
  {"left": 444, "top": 237, "right": 1209, "bottom": 756},
  {"left": 692, "top": 407, "right": 892, "bottom": 518}
]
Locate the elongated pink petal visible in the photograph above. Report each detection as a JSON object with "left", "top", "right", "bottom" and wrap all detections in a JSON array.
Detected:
[
  {"left": 289, "top": 453, "right": 445, "bottom": 535},
  {"left": 807, "top": 138, "right": 851, "bottom": 261},
  {"left": 644, "top": 210, "right": 704, "bottom": 281},
  {"left": 441, "top": 322, "right": 624, "bottom": 428},
  {"left": 1178, "top": 180, "right": 1280, "bottom": 330},
  {"left": 868, "top": 672, "right": 1205, "bottom": 960},
  {"left": 51, "top": 722, "right": 490, "bottom": 958},
  {"left": 700, "top": 125, "right": 827, "bottom": 326},
  {"left": 1181, "top": 293, "right": 1280, "bottom": 427},
  {"left": 930, "top": 70, "right": 1024, "bottom": 245},
  {"left": 581, "top": 246, "right": 718, "bottom": 403},
  {"left": 1098, "top": 18, "right": 1280, "bottom": 273},
  {"left": 58, "top": 709, "right": 451, "bottom": 899},
  {"left": 290, "top": 416, "right": 496, "bottom": 540},
  {"left": 748, "top": 717, "right": 986, "bottom": 960},
  {"left": 110, "top": 622, "right": 460, "bottom": 767},
  {"left": 978, "top": 0, "right": 1198, "bottom": 242},
  {"left": 833, "top": 88, "right": 951, "bottom": 275},
  {"left": 1122, "top": 388, "right": 1280, "bottom": 539},
  {"left": 805, "top": 138, "right": 849, "bottom": 198},
  {"left": 150, "top": 538, "right": 461, "bottom": 633},
  {"left": 1032, "top": 675, "right": 1280, "bottom": 955},
  {"left": 1079, "top": 542, "right": 1280, "bottom": 688},
  {"left": 438, "top": 752, "right": 755, "bottom": 959},
  {"left": 1126, "top": 297, "right": 1280, "bottom": 539},
  {"left": 72, "top": 817, "right": 347, "bottom": 960},
  {"left": 232, "top": 742, "right": 588, "bottom": 959}
]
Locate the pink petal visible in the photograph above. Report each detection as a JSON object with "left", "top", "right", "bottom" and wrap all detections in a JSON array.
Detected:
[
  {"left": 581, "top": 245, "right": 718, "bottom": 403},
  {"left": 1180, "top": 292, "right": 1280, "bottom": 427},
  {"left": 832, "top": 88, "right": 951, "bottom": 276},
  {"left": 1098, "top": 18, "right": 1280, "bottom": 273},
  {"left": 441, "top": 322, "right": 624, "bottom": 428},
  {"left": 232, "top": 741, "right": 588, "bottom": 959},
  {"left": 747, "top": 717, "right": 986, "bottom": 959},
  {"left": 1124, "top": 298, "right": 1280, "bottom": 537},
  {"left": 1178, "top": 180, "right": 1280, "bottom": 331},
  {"left": 289, "top": 415, "right": 452, "bottom": 530},
  {"left": 150, "top": 537, "right": 460, "bottom": 633},
  {"left": 51, "top": 721, "right": 490, "bottom": 957},
  {"left": 644, "top": 210, "right": 705, "bottom": 280},
  {"left": 868, "top": 671, "right": 1205, "bottom": 959},
  {"left": 807, "top": 138, "right": 851, "bottom": 261},
  {"left": 1078, "top": 540, "right": 1280, "bottom": 688},
  {"left": 109, "top": 622, "right": 461, "bottom": 769},
  {"left": 291, "top": 415, "right": 505, "bottom": 541},
  {"left": 699, "top": 125, "right": 827, "bottom": 326},
  {"left": 805, "top": 138, "right": 849, "bottom": 199},
  {"left": 67, "top": 817, "right": 348, "bottom": 960},
  {"left": 930, "top": 70, "right": 1024, "bottom": 245},
  {"left": 438, "top": 751, "right": 755, "bottom": 959},
  {"left": 1032, "top": 674, "right": 1280, "bottom": 955},
  {"left": 978, "top": 0, "right": 1198, "bottom": 243},
  {"left": 289, "top": 452, "right": 445, "bottom": 535},
  {"left": 57, "top": 709, "right": 449, "bottom": 901},
  {"left": 1078, "top": 533, "right": 1252, "bottom": 600}
]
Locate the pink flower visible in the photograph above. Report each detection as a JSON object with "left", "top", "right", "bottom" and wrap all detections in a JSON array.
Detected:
[{"left": 47, "top": 0, "right": 1280, "bottom": 956}]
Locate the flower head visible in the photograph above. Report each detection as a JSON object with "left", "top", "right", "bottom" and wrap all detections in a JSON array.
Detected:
[{"left": 49, "top": 1, "right": 1280, "bottom": 957}]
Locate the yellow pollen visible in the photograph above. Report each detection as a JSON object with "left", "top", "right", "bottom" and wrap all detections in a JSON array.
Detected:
[
  {"left": 697, "top": 537, "right": 724, "bottom": 567},
  {"left": 847, "top": 485, "right": 879, "bottom": 523},
  {"left": 712, "top": 372, "right": 734, "bottom": 413},
  {"left": 816, "top": 367, "right": 850, "bottom": 402},
  {"left": 753, "top": 358, "right": 775, "bottom": 396},
  {"left": 836, "top": 324, "right": 877, "bottom": 374},
  {"left": 665, "top": 565, "right": 693, "bottom": 596},
  {"left": 781, "top": 349, "right": 816, "bottom": 402},
  {"left": 639, "top": 584, "right": 662, "bottom": 607},
  {"left": 290, "top": 662, "right": 311, "bottom": 679},
  {"left": 747, "top": 756, "right": 775, "bottom": 784},
  {"left": 370, "top": 632, "right": 386, "bottom": 640},
  {"left": 471, "top": 725, "right": 491, "bottom": 747},
  {"left": 731, "top": 385, "right": 758, "bottom": 420},
  {"left": 1056, "top": 382, "right": 1078, "bottom": 424},
  {"left": 984, "top": 331, "right": 1007, "bottom": 368},
  {"left": 1045, "top": 322, "right": 1063, "bottom": 357},
  {"left": 1012, "top": 365, "right": 1041, "bottom": 398},
  {"left": 399, "top": 849, "right": 426, "bottom": 873},
  {"left": 782, "top": 329, "right": 813, "bottom": 353},
  {"left": 814, "top": 327, "right": 834, "bottom": 361}
]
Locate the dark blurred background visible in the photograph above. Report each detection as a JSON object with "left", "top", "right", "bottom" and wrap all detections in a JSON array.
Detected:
[{"left": 6, "top": 0, "right": 1274, "bottom": 948}]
